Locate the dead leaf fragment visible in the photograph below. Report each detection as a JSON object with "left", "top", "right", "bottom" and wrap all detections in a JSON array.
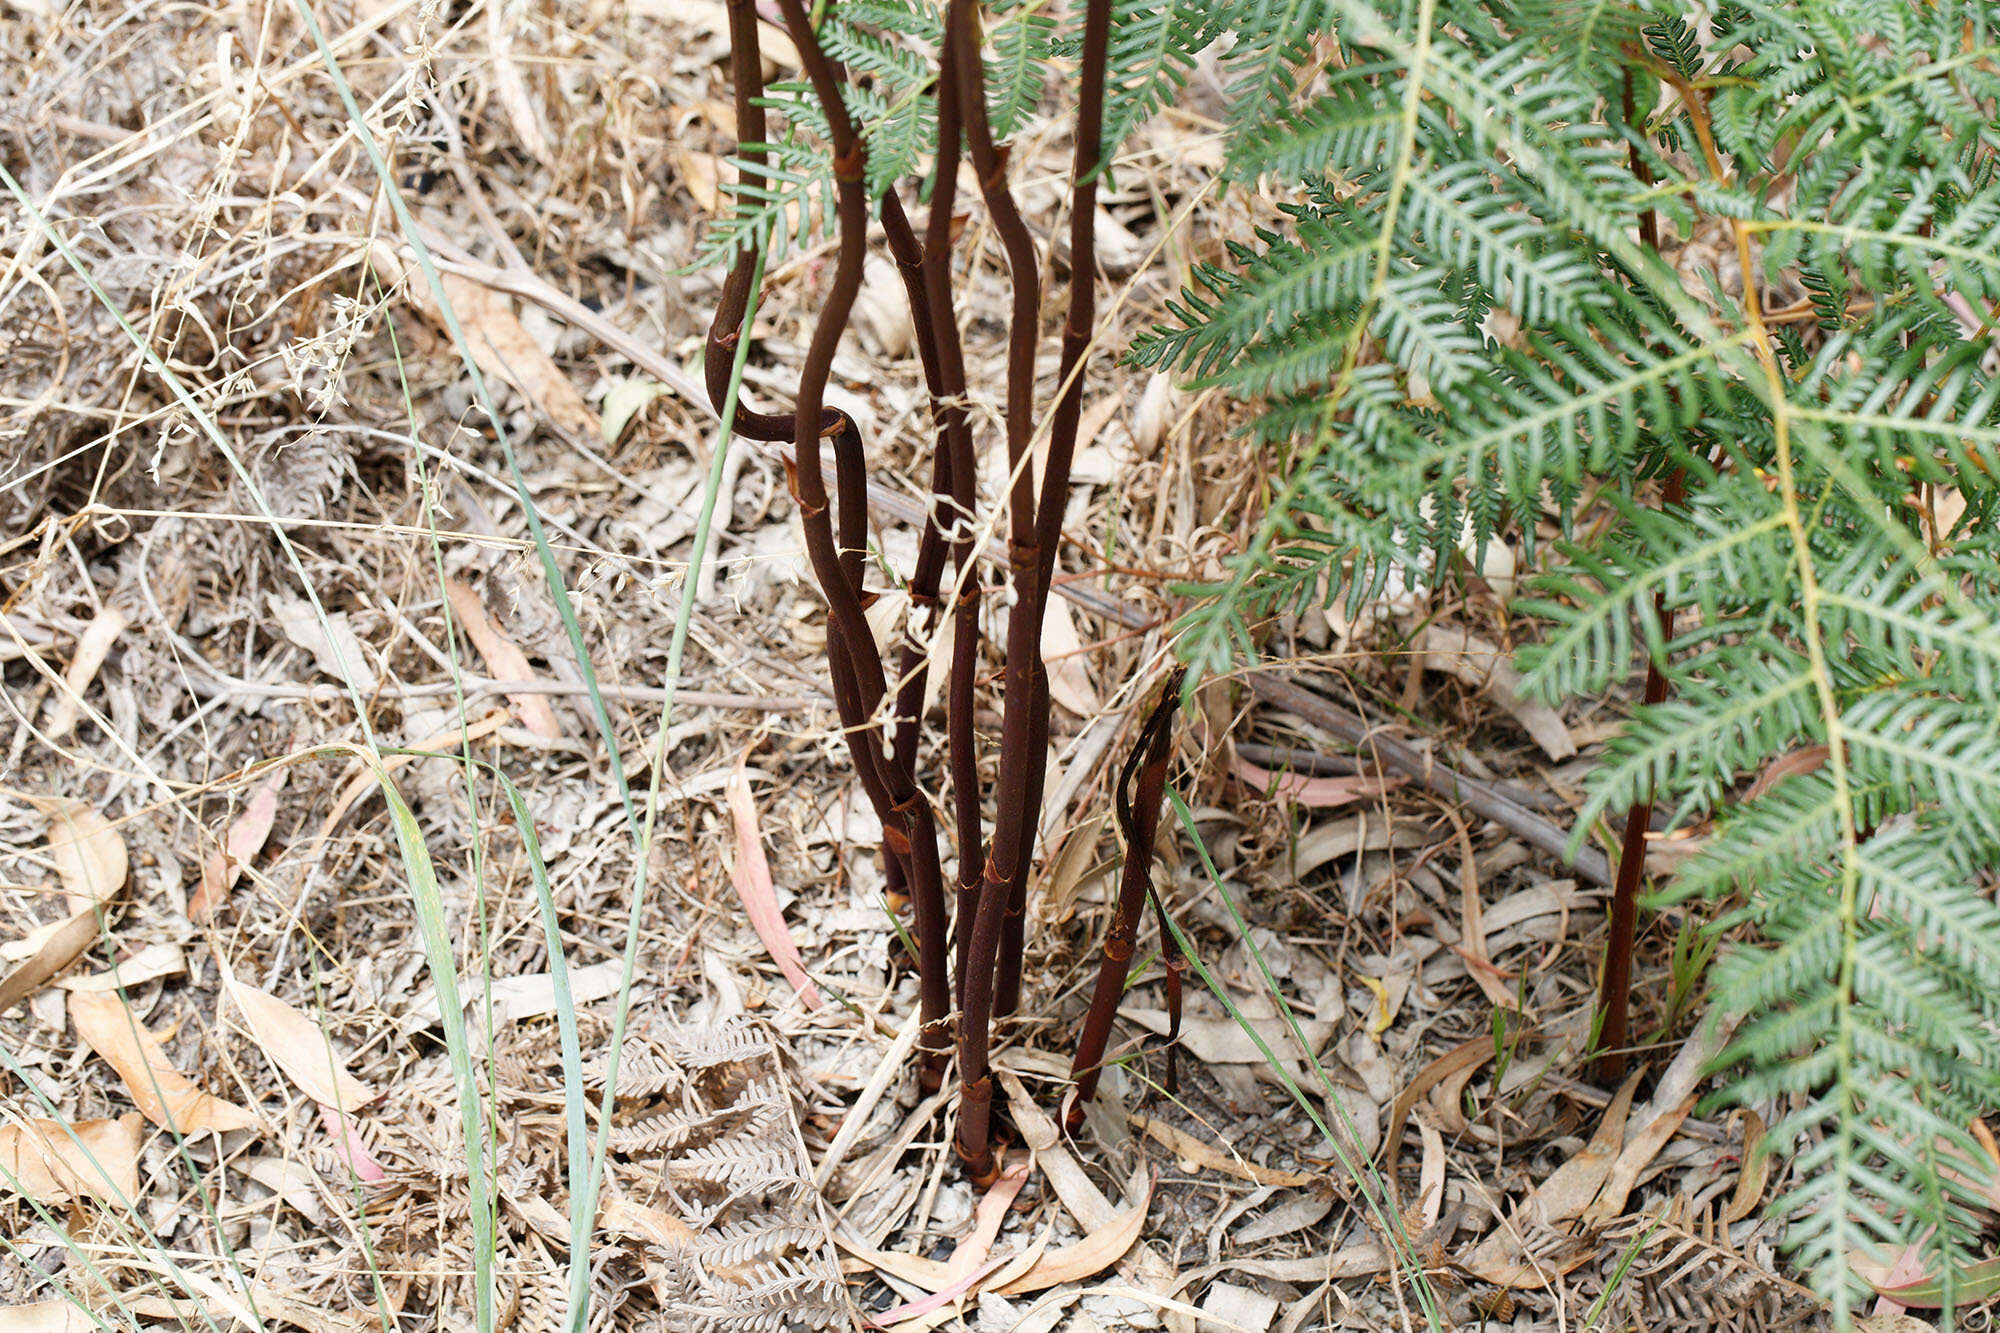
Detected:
[
  {"left": 223, "top": 971, "right": 374, "bottom": 1111},
  {"left": 70, "top": 991, "right": 260, "bottom": 1135},
  {"left": 45, "top": 603, "right": 128, "bottom": 740},
  {"left": 1231, "top": 754, "right": 1403, "bottom": 809},
  {"left": 192, "top": 773, "right": 285, "bottom": 922},
  {"left": 44, "top": 800, "right": 127, "bottom": 913},
  {"left": 0, "top": 1114, "right": 141, "bottom": 1205},
  {"left": 602, "top": 1196, "right": 699, "bottom": 1249},
  {"left": 1465, "top": 1070, "right": 1642, "bottom": 1285},
  {"left": 1040, "top": 595, "right": 1102, "bottom": 718},
  {"left": 1414, "top": 624, "right": 1574, "bottom": 759},
  {"left": 0, "top": 911, "right": 101, "bottom": 1015},
  {"left": 4, "top": 1298, "right": 97, "bottom": 1333},
  {"left": 993, "top": 1191, "right": 1149, "bottom": 1294},
  {"left": 268, "top": 594, "right": 370, "bottom": 682},
  {"left": 58, "top": 941, "right": 185, "bottom": 992},
  {"left": 444, "top": 579, "right": 564, "bottom": 739},
  {"left": 439, "top": 270, "right": 598, "bottom": 438},
  {"left": 1129, "top": 1112, "right": 1315, "bottom": 1188}
]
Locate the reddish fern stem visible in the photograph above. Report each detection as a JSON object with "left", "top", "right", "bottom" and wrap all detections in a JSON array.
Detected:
[{"left": 1065, "top": 668, "right": 1184, "bottom": 1130}]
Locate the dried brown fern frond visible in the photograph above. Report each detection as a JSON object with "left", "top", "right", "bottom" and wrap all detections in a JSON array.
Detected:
[{"left": 1598, "top": 1204, "right": 1826, "bottom": 1333}]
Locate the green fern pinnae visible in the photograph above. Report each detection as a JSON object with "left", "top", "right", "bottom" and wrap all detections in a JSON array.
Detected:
[
  {"left": 1095, "top": 0, "right": 1226, "bottom": 174},
  {"left": 985, "top": 0, "right": 1057, "bottom": 137},
  {"left": 1135, "top": 0, "right": 2000, "bottom": 1310}
]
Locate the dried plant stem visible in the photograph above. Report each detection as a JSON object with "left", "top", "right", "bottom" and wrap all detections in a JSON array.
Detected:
[{"left": 1066, "top": 668, "right": 1184, "bottom": 1129}]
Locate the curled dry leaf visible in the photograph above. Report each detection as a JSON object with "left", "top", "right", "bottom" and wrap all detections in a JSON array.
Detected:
[
  {"left": 991, "top": 1191, "right": 1149, "bottom": 1295},
  {"left": 0, "top": 803, "right": 129, "bottom": 1014},
  {"left": 725, "top": 766, "right": 824, "bottom": 1009},
  {"left": 1464, "top": 1070, "right": 1643, "bottom": 1286},
  {"left": 443, "top": 579, "right": 564, "bottom": 740},
  {"left": 191, "top": 772, "right": 285, "bottom": 923},
  {"left": 44, "top": 602, "right": 128, "bottom": 740},
  {"left": 222, "top": 971, "right": 374, "bottom": 1112},
  {"left": 0, "top": 911, "right": 101, "bottom": 1016},
  {"left": 69, "top": 990, "right": 260, "bottom": 1135},
  {"left": 0, "top": 1113, "right": 141, "bottom": 1205}
]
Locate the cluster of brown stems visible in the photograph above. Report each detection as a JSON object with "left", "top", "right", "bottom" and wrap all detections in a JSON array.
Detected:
[{"left": 706, "top": 0, "right": 1176, "bottom": 1180}]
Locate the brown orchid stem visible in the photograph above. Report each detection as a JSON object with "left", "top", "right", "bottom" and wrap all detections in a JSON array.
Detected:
[
  {"left": 1065, "top": 668, "right": 1184, "bottom": 1131},
  {"left": 943, "top": 0, "right": 1053, "bottom": 1181},
  {"left": 950, "top": 0, "right": 1115, "bottom": 1177},
  {"left": 994, "top": 0, "right": 1114, "bottom": 1021},
  {"left": 1597, "top": 70, "right": 1676, "bottom": 1087},
  {"left": 880, "top": 188, "right": 960, "bottom": 1083},
  {"left": 767, "top": 0, "right": 952, "bottom": 1083},
  {"left": 901, "top": 56, "right": 990, "bottom": 1000}
]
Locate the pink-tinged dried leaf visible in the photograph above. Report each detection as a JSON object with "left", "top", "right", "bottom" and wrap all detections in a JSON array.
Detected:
[
  {"left": 45, "top": 603, "right": 128, "bottom": 740},
  {"left": 1230, "top": 755, "right": 1403, "bottom": 809},
  {"left": 443, "top": 579, "right": 563, "bottom": 740},
  {"left": 0, "top": 911, "right": 100, "bottom": 1015},
  {"left": 317, "top": 1103, "right": 385, "bottom": 1182},
  {"left": 1745, "top": 745, "right": 1830, "bottom": 802},
  {"left": 871, "top": 1158, "right": 1030, "bottom": 1324},
  {"left": 994, "top": 1184, "right": 1149, "bottom": 1294},
  {"left": 41, "top": 800, "right": 127, "bottom": 914},
  {"left": 1866, "top": 1252, "right": 2000, "bottom": 1310},
  {"left": 223, "top": 972, "right": 374, "bottom": 1111},
  {"left": 725, "top": 769, "right": 823, "bottom": 1009},
  {"left": 70, "top": 991, "right": 260, "bottom": 1135},
  {"left": 0, "top": 1113, "right": 141, "bottom": 1205},
  {"left": 5, "top": 1297, "right": 98, "bottom": 1332},
  {"left": 1444, "top": 813, "right": 1516, "bottom": 1010},
  {"left": 191, "top": 774, "right": 285, "bottom": 923}
]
